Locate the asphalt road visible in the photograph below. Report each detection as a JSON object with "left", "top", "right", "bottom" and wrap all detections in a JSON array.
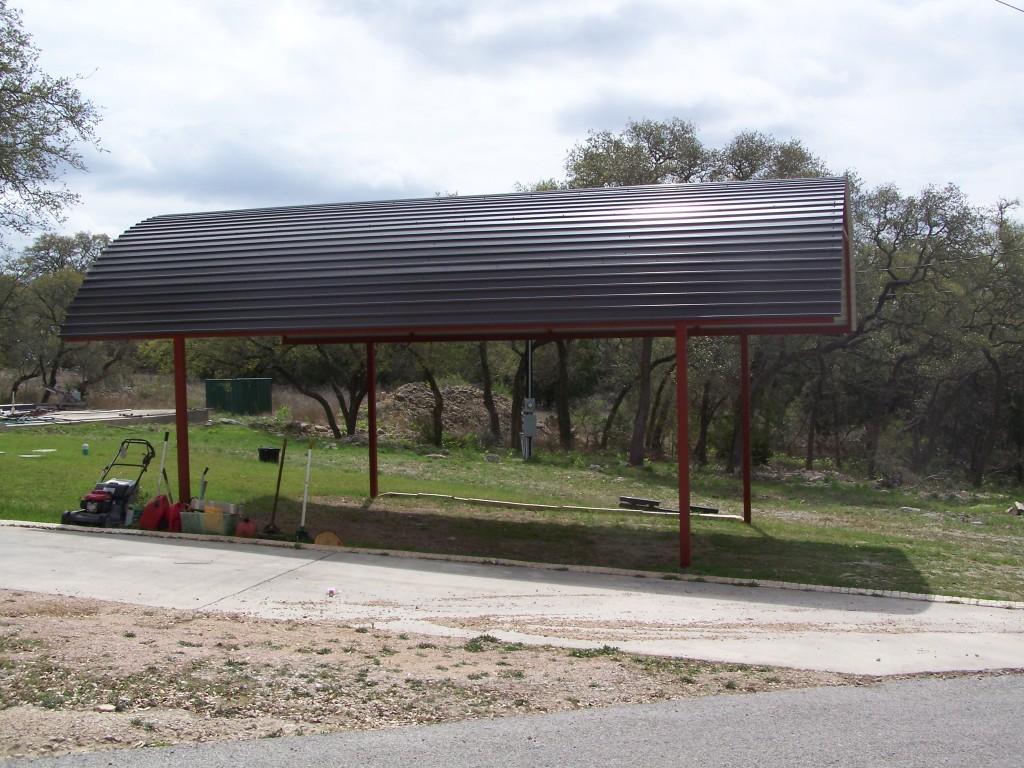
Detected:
[{"left": 4, "top": 674, "right": 1021, "bottom": 767}]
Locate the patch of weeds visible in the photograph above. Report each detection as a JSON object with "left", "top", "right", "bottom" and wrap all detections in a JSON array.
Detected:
[
  {"left": 36, "top": 692, "right": 65, "bottom": 710},
  {"left": 123, "top": 631, "right": 137, "bottom": 638},
  {"left": 130, "top": 718, "right": 157, "bottom": 732},
  {"left": 380, "top": 646, "right": 396, "bottom": 656},
  {"left": 416, "top": 642, "right": 437, "bottom": 650},
  {"left": 724, "top": 680, "right": 738, "bottom": 690},
  {"left": 502, "top": 642, "right": 524, "bottom": 652},
  {"left": 435, "top": 665, "right": 449, "bottom": 671},
  {"left": 514, "top": 698, "right": 530, "bottom": 707},
  {"left": 178, "top": 640, "right": 202, "bottom": 648},
  {"left": 463, "top": 634, "right": 500, "bottom": 652},
  {"left": 499, "top": 669, "right": 525, "bottom": 679},
  {"left": 355, "top": 627, "right": 370, "bottom": 634},
  {"left": 467, "top": 672, "right": 490, "bottom": 680},
  {"left": 569, "top": 645, "right": 619, "bottom": 659},
  {"left": 398, "top": 633, "right": 409, "bottom": 640}
]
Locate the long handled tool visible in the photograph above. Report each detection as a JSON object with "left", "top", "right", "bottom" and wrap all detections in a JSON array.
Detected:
[
  {"left": 197, "top": 466, "right": 209, "bottom": 509},
  {"left": 294, "top": 438, "right": 313, "bottom": 543},
  {"left": 153, "top": 431, "right": 172, "bottom": 502},
  {"left": 264, "top": 438, "right": 287, "bottom": 535}
]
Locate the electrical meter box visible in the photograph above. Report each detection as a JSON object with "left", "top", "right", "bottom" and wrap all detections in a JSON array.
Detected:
[{"left": 522, "top": 398, "right": 537, "bottom": 437}]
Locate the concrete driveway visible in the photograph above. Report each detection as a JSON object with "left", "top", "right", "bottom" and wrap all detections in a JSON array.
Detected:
[{"left": 1, "top": 523, "right": 1021, "bottom": 675}]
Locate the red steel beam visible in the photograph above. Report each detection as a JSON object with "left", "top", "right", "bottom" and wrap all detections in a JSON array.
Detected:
[
  {"left": 367, "top": 342, "right": 379, "bottom": 498},
  {"left": 675, "top": 325, "right": 691, "bottom": 568},
  {"left": 172, "top": 336, "right": 191, "bottom": 503},
  {"left": 740, "top": 333, "right": 752, "bottom": 525}
]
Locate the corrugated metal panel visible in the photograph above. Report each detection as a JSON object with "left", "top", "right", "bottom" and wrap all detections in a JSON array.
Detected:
[{"left": 61, "top": 177, "right": 852, "bottom": 342}]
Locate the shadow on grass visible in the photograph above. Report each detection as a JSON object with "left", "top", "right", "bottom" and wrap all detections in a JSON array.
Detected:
[
  {"left": 692, "top": 524, "right": 933, "bottom": 597},
  {"left": 246, "top": 496, "right": 933, "bottom": 602}
]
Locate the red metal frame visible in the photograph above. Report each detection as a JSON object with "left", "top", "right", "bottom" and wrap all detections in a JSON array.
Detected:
[
  {"left": 64, "top": 314, "right": 850, "bottom": 346},
  {"left": 675, "top": 325, "right": 691, "bottom": 568},
  {"left": 105, "top": 206, "right": 855, "bottom": 567},
  {"left": 740, "top": 334, "right": 752, "bottom": 525},
  {"left": 368, "top": 342, "right": 379, "bottom": 498},
  {"left": 173, "top": 336, "right": 191, "bottom": 504}
]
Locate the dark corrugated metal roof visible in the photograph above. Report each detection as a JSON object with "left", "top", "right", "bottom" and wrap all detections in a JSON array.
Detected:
[{"left": 61, "top": 177, "right": 853, "bottom": 342}]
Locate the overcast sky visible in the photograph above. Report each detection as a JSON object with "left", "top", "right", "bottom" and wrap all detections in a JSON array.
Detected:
[{"left": 15, "top": 0, "right": 1024, "bottom": 243}]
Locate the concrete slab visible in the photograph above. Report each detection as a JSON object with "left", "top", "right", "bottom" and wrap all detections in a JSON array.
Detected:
[
  {"left": 1, "top": 408, "right": 208, "bottom": 428},
  {"left": 1, "top": 523, "right": 1021, "bottom": 676}
]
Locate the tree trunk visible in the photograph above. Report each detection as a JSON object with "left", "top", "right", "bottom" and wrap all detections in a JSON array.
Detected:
[
  {"left": 329, "top": 380, "right": 365, "bottom": 436},
  {"left": 600, "top": 381, "right": 633, "bottom": 450},
  {"left": 478, "top": 343, "right": 501, "bottom": 444},
  {"left": 316, "top": 345, "right": 367, "bottom": 436},
  {"left": 648, "top": 363, "right": 677, "bottom": 455},
  {"left": 421, "top": 366, "right": 444, "bottom": 447},
  {"left": 77, "top": 343, "right": 128, "bottom": 400},
  {"left": 555, "top": 340, "right": 573, "bottom": 449},
  {"left": 968, "top": 350, "right": 1004, "bottom": 488},
  {"left": 804, "top": 356, "right": 826, "bottom": 471},
  {"left": 694, "top": 382, "right": 713, "bottom": 466},
  {"left": 629, "top": 337, "right": 653, "bottom": 466},
  {"left": 8, "top": 369, "right": 39, "bottom": 402},
  {"left": 274, "top": 364, "right": 343, "bottom": 438},
  {"left": 510, "top": 347, "right": 527, "bottom": 449}
]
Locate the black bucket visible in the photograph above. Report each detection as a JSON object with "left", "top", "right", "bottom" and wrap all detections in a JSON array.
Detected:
[{"left": 258, "top": 447, "right": 280, "bottom": 463}]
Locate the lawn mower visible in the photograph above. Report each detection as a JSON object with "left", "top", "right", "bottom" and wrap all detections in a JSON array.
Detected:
[{"left": 61, "top": 438, "right": 156, "bottom": 528}]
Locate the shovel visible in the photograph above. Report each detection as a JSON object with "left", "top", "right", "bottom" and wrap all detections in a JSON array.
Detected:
[
  {"left": 196, "top": 466, "right": 209, "bottom": 509},
  {"left": 264, "top": 438, "right": 287, "bottom": 535}
]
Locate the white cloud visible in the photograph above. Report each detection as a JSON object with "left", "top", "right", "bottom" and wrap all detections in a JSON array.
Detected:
[{"left": 12, "top": 0, "right": 1024, "bottom": 244}]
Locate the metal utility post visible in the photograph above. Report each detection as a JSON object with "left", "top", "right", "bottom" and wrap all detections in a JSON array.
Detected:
[{"left": 521, "top": 340, "right": 536, "bottom": 461}]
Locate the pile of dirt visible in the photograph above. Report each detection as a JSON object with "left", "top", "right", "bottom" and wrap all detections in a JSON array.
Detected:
[{"left": 376, "top": 384, "right": 512, "bottom": 444}]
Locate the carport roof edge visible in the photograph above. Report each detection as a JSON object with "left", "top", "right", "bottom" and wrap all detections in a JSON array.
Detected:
[{"left": 61, "top": 177, "right": 854, "bottom": 343}]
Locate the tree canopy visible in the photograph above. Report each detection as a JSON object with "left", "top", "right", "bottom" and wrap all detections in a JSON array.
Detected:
[{"left": 0, "top": 0, "right": 101, "bottom": 249}]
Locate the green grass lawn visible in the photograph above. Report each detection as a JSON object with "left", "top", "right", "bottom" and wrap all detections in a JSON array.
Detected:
[{"left": 2, "top": 420, "right": 1022, "bottom": 602}]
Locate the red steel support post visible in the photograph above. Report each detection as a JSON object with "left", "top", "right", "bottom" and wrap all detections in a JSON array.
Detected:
[
  {"left": 367, "top": 342, "right": 379, "bottom": 498},
  {"left": 740, "top": 333, "right": 752, "bottom": 525},
  {"left": 675, "top": 325, "right": 691, "bottom": 568},
  {"left": 173, "top": 336, "right": 192, "bottom": 503}
]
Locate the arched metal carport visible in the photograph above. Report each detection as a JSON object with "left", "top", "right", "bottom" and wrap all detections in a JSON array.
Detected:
[{"left": 62, "top": 176, "right": 854, "bottom": 566}]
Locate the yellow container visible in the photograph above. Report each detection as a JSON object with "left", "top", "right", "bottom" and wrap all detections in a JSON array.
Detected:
[{"left": 182, "top": 505, "right": 239, "bottom": 536}]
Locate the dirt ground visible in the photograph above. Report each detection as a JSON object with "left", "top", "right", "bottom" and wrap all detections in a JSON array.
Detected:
[{"left": 0, "top": 588, "right": 886, "bottom": 760}]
